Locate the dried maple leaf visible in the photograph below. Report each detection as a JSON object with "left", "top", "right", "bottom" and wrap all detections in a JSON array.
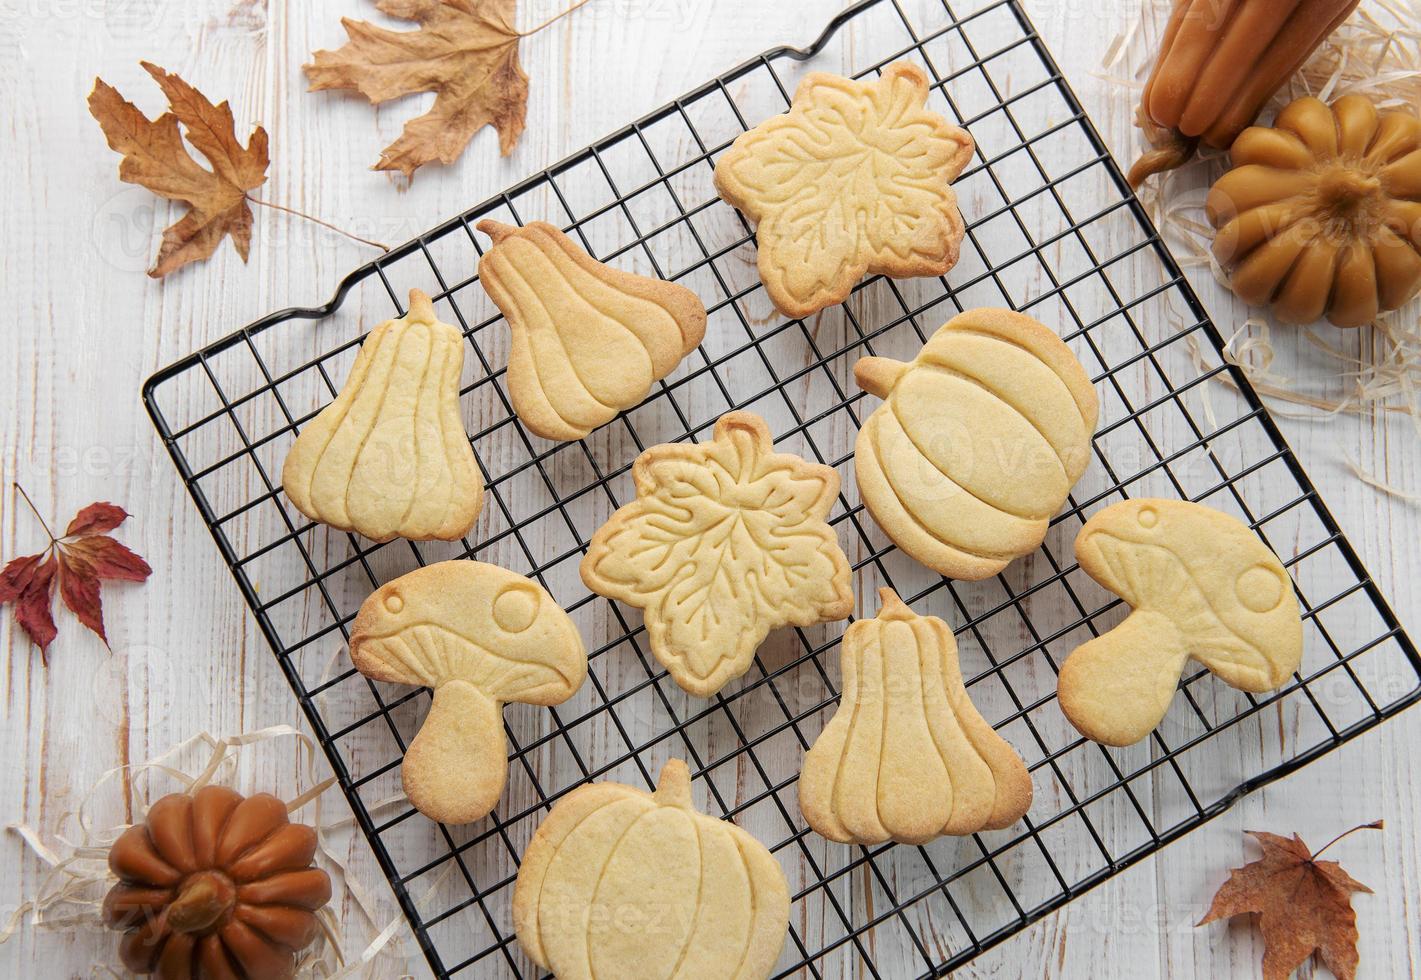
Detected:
[
  {"left": 1198, "top": 821, "right": 1381, "bottom": 980},
  {"left": 581, "top": 412, "right": 853, "bottom": 697},
  {"left": 0, "top": 487, "right": 152, "bottom": 662},
  {"left": 304, "top": 0, "right": 585, "bottom": 178},
  {"left": 88, "top": 62, "right": 270, "bottom": 278}
]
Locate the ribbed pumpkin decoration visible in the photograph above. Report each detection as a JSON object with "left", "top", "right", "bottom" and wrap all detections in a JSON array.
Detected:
[
  {"left": 476, "top": 219, "right": 707, "bottom": 442},
  {"left": 513, "top": 760, "right": 790, "bottom": 980},
  {"left": 1207, "top": 94, "right": 1421, "bottom": 327},
  {"left": 799, "top": 589, "right": 1033, "bottom": 845},
  {"left": 102, "top": 786, "right": 332, "bottom": 979},
  {"left": 853, "top": 309, "right": 1098, "bottom": 581},
  {"left": 1128, "top": 0, "right": 1360, "bottom": 187},
  {"left": 282, "top": 288, "right": 484, "bottom": 542}
]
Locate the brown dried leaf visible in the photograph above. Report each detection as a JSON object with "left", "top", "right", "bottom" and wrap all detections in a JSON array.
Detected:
[
  {"left": 1198, "top": 823, "right": 1380, "bottom": 980},
  {"left": 304, "top": 0, "right": 529, "bottom": 178},
  {"left": 88, "top": 63, "right": 270, "bottom": 278}
]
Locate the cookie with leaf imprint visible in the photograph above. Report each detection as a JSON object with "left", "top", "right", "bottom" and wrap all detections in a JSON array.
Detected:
[
  {"left": 350, "top": 560, "right": 586, "bottom": 824},
  {"left": 580, "top": 411, "right": 853, "bottom": 698},
  {"left": 1058, "top": 499, "right": 1303, "bottom": 747},
  {"left": 714, "top": 61, "right": 975, "bottom": 319}
]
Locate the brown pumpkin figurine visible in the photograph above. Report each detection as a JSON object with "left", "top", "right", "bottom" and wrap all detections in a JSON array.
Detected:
[
  {"left": 1206, "top": 94, "right": 1421, "bottom": 327},
  {"left": 102, "top": 786, "right": 332, "bottom": 979}
]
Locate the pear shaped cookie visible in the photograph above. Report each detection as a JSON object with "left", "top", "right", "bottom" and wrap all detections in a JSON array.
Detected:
[
  {"left": 799, "top": 589, "right": 1032, "bottom": 845},
  {"left": 1058, "top": 500, "right": 1304, "bottom": 747},
  {"left": 282, "top": 289, "right": 484, "bottom": 542},
  {"left": 854, "top": 308, "right": 1098, "bottom": 580},
  {"left": 476, "top": 219, "right": 707, "bottom": 442},
  {"left": 714, "top": 61, "right": 974, "bottom": 318},
  {"left": 513, "top": 759, "right": 790, "bottom": 980},
  {"left": 351, "top": 560, "right": 586, "bottom": 824},
  {"left": 581, "top": 411, "right": 853, "bottom": 697}
]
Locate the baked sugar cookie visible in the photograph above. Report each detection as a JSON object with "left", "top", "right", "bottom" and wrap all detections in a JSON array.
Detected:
[
  {"left": 513, "top": 759, "right": 790, "bottom": 980},
  {"left": 350, "top": 560, "right": 586, "bottom": 823},
  {"left": 581, "top": 411, "right": 853, "bottom": 697},
  {"left": 854, "top": 308, "right": 1098, "bottom": 580},
  {"left": 799, "top": 588, "right": 1032, "bottom": 845},
  {"left": 1058, "top": 499, "right": 1304, "bottom": 746},
  {"left": 714, "top": 61, "right": 974, "bottom": 318},
  {"left": 476, "top": 219, "right": 706, "bottom": 442},
  {"left": 282, "top": 289, "right": 483, "bottom": 542}
]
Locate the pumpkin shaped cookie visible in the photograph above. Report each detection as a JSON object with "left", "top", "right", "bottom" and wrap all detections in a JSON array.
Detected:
[
  {"left": 282, "top": 289, "right": 484, "bottom": 542},
  {"left": 476, "top": 219, "right": 707, "bottom": 441},
  {"left": 351, "top": 560, "right": 587, "bottom": 823},
  {"left": 102, "top": 786, "right": 332, "bottom": 979},
  {"left": 1207, "top": 94, "right": 1421, "bottom": 327},
  {"left": 714, "top": 61, "right": 974, "bottom": 319},
  {"left": 1058, "top": 499, "right": 1304, "bottom": 746},
  {"left": 513, "top": 759, "right": 790, "bottom": 980},
  {"left": 853, "top": 309, "right": 1098, "bottom": 581},
  {"left": 799, "top": 589, "right": 1032, "bottom": 845},
  {"left": 581, "top": 411, "right": 853, "bottom": 697}
]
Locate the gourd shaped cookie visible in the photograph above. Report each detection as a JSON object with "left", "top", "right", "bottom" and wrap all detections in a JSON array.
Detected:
[
  {"left": 350, "top": 560, "right": 586, "bottom": 824},
  {"left": 1207, "top": 94, "right": 1421, "bottom": 327},
  {"left": 581, "top": 411, "right": 853, "bottom": 697},
  {"left": 282, "top": 289, "right": 483, "bottom": 542},
  {"left": 476, "top": 219, "right": 707, "bottom": 441},
  {"left": 513, "top": 759, "right": 790, "bottom": 980},
  {"left": 714, "top": 61, "right": 974, "bottom": 319},
  {"left": 799, "top": 589, "right": 1032, "bottom": 845},
  {"left": 1058, "top": 500, "right": 1304, "bottom": 747},
  {"left": 854, "top": 309, "right": 1098, "bottom": 581}
]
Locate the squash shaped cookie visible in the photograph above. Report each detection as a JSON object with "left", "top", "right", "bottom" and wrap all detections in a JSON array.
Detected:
[
  {"left": 854, "top": 308, "right": 1098, "bottom": 580},
  {"left": 800, "top": 589, "right": 1032, "bottom": 845},
  {"left": 282, "top": 289, "right": 483, "bottom": 542},
  {"left": 351, "top": 561, "right": 586, "bottom": 824},
  {"left": 476, "top": 219, "right": 707, "bottom": 442},
  {"left": 581, "top": 411, "right": 853, "bottom": 698},
  {"left": 714, "top": 61, "right": 974, "bottom": 318},
  {"left": 513, "top": 759, "right": 790, "bottom": 980},
  {"left": 1058, "top": 499, "right": 1304, "bottom": 747}
]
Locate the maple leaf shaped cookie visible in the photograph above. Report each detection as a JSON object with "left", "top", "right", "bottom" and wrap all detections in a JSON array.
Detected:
[
  {"left": 714, "top": 62, "right": 974, "bottom": 319},
  {"left": 581, "top": 412, "right": 853, "bottom": 697}
]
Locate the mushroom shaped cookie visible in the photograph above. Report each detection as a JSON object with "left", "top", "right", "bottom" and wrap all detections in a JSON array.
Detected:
[
  {"left": 513, "top": 760, "right": 790, "bottom": 980},
  {"left": 103, "top": 786, "right": 331, "bottom": 980},
  {"left": 799, "top": 589, "right": 1032, "bottom": 845},
  {"left": 476, "top": 220, "right": 707, "bottom": 442},
  {"left": 1058, "top": 500, "right": 1303, "bottom": 747},
  {"left": 853, "top": 309, "right": 1098, "bottom": 581},
  {"left": 282, "top": 289, "right": 484, "bottom": 541},
  {"left": 1207, "top": 94, "right": 1421, "bottom": 327},
  {"left": 351, "top": 560, "right": 586, "bottom": 824}
]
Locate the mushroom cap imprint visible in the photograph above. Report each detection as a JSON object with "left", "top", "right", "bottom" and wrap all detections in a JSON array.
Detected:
[
  {"left": 1058, "top": 499, "right": 1303, "bottom": 747},
  {"left": 350, "top": 560, "right": 587, "bottom": 824}
]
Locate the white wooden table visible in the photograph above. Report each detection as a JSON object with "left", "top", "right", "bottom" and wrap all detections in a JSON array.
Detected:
[{"left": 2, "top": 0, "right": 1418, "bottom": 977}]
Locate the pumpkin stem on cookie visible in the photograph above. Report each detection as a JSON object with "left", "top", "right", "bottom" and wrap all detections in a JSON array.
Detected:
[
  {"left": 475, "top": 218, "right": 520, "bottom": 244},
  {"left": 853, "top": 356, "right": 909, "bottom": 398},
  {"left": 653, "top": 759, "right": 694, "bottom": 808},
  {"left": 874, "top": 587, "right": 915, "bottom": 621},
  {"left": 405, "top": 287, "right": 437, "bottom": 323}
]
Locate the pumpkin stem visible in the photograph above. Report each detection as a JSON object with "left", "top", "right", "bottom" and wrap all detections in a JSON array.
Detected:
[
  {"left": 854, "top": 356, "right": 909, "bottom": 398},
  {"left": 476, "top": 218, "right": 520, "bottom": 245},
  {"left": 653, "top": 759, "right": 693, "bottom": 808},
  {"left": 875, "top": 587, "right": 915, "bottom": 621},
  {"left": 165, "top": 870, "right": 236, "bottom": 936},
  {"left": 405, "top": 288, "right": 436, "bottom": 323}
]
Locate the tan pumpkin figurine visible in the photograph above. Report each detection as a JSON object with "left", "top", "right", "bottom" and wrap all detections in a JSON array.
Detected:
[
  {"left": 513, "top": 759, "right": 790, "bottom": 980},
  {"left": 854, "top": 309, "right": 1098, "bottom": 581},
  {"left": 102, "top": 786, "right": 332, "bottom": 979},
  {"left": 1207, "top": 94, "right": 1421, "bottom": 327},
  {"left": 477, "top": 219, "right": 707, "bottom": 442},
  {"left": 799, "top": 589, "right": 1033, "bottom": 845}
]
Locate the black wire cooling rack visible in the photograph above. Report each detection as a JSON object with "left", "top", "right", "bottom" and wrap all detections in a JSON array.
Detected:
[{"left": 143, "top": 0, "right": 1420, "bottom": 976}]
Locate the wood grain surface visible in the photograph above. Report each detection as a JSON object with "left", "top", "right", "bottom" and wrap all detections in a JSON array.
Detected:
[{"left": 1, "top": 0, "right": 1418, "bottom": 977}]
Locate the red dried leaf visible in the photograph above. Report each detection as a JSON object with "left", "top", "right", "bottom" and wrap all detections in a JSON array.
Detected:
[
  {"left": 1, "top": 490, "right": 151, "bottom": 660},
  {"left": 1198, "top": 823, "right": 1379, "bottom": 980}
]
